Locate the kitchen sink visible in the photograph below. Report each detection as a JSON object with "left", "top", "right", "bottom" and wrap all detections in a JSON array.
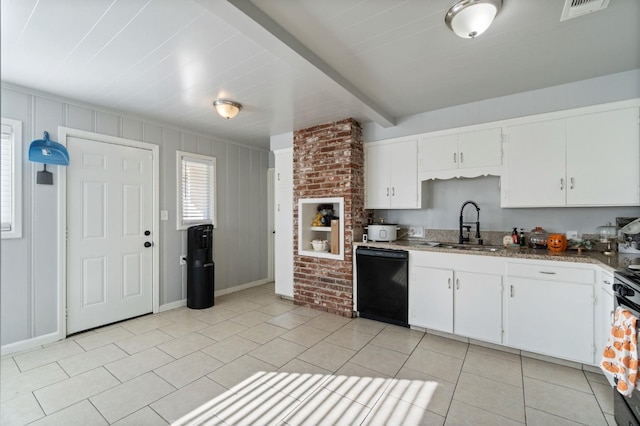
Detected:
[{"left": 420, "top": 242, "right": 503, "bottom": 252}]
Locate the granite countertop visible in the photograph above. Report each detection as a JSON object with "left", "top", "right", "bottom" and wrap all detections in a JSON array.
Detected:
[{"left": 354, "top": 239, "right": 640, "bottom": 272}]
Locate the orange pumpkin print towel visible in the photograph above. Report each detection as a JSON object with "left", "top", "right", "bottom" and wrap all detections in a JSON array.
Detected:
[{"left": 601, "top": 307, "right": 638, "bottom": 396}]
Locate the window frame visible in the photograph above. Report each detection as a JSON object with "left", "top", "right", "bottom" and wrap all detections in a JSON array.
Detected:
[
  {"left": 1, "top": 117, "right": 23, "bottom": 239},
  {"left": 176, "top": 150, "right": 216, "bottom": 231}
]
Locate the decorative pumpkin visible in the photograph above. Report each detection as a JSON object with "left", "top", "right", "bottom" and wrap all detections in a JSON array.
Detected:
[{"left": 547, "top": 233, "right": 567, "bottom": 252}]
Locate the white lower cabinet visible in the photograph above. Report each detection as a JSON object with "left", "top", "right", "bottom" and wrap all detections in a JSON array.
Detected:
[
  {"left": 409, "top": 252, "right": 503, "bottom": 344},
  {"left": 454, "top": 271, "right": 503, "bottom": 343},
  {"left": 410, "top": 266, "right": 453, "bottom": 333},
  {"left": 505, "top": 261, "right": 596, "bottom": 364}
]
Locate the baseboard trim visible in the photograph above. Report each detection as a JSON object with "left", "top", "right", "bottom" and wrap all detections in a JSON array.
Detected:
[
  {"left": 158, "top": 299, "right": 187, "bottom": 312},
  {"left": 1, "top": 330, "right": 65, "bottom": 357},
  {"left": 214, "top": 278, "right": 271, "bottom": 296}
]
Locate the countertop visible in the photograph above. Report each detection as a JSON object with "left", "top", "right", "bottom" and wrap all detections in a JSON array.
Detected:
[{"left": 354, "top": 240, "right": 640, "bottom": 272}]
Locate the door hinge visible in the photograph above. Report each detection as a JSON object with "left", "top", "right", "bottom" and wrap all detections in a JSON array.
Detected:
[{"left": 592, "top": 343, "right": 596, "bottom": 355}]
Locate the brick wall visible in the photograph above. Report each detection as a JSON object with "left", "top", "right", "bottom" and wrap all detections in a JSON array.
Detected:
[{"left": 293, "top": 118, "right": 367, "bottom": 317}]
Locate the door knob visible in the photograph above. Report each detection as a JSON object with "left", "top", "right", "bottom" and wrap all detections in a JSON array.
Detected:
[
  {"left": 144, "top": 230, "right": 151, "bottom": 236},
  {"left": 144, "top": 242, "right": 152, "bottom": 248}
]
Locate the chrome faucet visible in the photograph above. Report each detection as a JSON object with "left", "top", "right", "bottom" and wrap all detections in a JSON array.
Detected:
[{"left": 459, "top": 200, "right": 482, "bottom": 245}]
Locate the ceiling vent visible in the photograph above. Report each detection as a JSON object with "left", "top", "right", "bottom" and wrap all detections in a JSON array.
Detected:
[{"left": 560, "top": 0, "right": 611, "bottom": 21}]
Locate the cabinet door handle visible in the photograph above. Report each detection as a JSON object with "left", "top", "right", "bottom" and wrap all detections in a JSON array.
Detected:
[
  {"left": 277, "top": 172, "right": 281, "bottom": 181},
  {"left": 539, "top": 271, "right": 556, "bottom": 275},
  {"left": 604, "top": 280, "right": 612, "bottom": 285},
  {"left": 456, "top": 278, "right": 460, "bottom": 290},
  {"left": 453, "top": 152, "right": 457, "bottom": 163},
  {"left": 386, "top": 187, "right": 389, "bottom": 197},
  {"left": 277, "top": 203, "right": 280, "bottom": 212},
  {"left": 570, "top": 177, "right": 574, "bottom": 189},
  {"left": 448, "top": 278, "right": 452, "bottom": 289},
  {"left": 510, "top": 285, "right": 514, "bottom": 297},
  {"left": 610, "top": 310, "right": 615, "bottom": 326},
  {"left": 392, "top": 187, "right": 395, "bottom": 196},
  {"left": 560, "top": 178, "right": 564, "bottom": 190},
  {"left": 460, "top": 152, "right": 464, "bottom": 163}
]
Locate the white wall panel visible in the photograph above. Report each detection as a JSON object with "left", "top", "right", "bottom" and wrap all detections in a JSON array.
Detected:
[
  {"left": 122, "top": 118, "right": 143, "bottom": 141},
  {"left": 225, "top": 144, "right": 240, "bottom": 288},
  {"left": 237, "top": 146, "right": 251, "bottom": 286},
  {"left": 1, "top": 85, "right": 270, "bottom": 348},
  {"left": 212, "top": 141, "right": 228, "bottom": 290},
  {"left": 181, "top": 132, "right": 197, "bottom": 153},
  {"left": 67, "top": 105, "right": 95, "bottom": 132},
  {"left": 197, "top": 136, "right": 213, "bottom": 156},
  {"left": 142, "top": 123, "right": 162, "bottom": 145},
  {"left": 33, "top": 97, "right": 64, "bottom": 337},
  {"left": 95, "top": 111, "right": 120, "bottom": 137},
  {"left": 161, "top": 128, "right": 182, "bottom": 302},
  {"left": 0, "top": 89, "right": 32, "bottom": 344}
]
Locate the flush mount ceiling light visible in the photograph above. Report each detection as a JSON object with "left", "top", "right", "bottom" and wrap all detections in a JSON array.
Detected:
[
  {"left": 213, "top": 99, "right": 242, "bottom": 119},
  {"left": 445, "top": 0, "right": 502, "bottom": 39}
]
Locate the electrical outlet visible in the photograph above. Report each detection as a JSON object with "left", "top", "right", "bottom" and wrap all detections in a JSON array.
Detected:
[
  {"left": 408, "top": 226, "right": 425, "bottom": 238},
  {"left": 179, "top": 255, "right": 186, "bottom": 266},
  {"left": 566, "top": 230, "right": 578, "bottom": 240},
  {"left": 161, "top": 210, "right": 169, "bottom": 221}
]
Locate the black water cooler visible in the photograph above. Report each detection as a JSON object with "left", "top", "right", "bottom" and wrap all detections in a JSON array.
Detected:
[{"left": 187, "top": 224, "right": 214, "bottom": 309}]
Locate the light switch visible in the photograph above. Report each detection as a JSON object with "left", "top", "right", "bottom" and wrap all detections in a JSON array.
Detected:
[{"left": 161, "top": 210, "right": 168, "bottom": 221}]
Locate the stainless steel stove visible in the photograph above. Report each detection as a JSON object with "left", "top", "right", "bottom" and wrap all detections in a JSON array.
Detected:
[{"left": 613, "top": 266, "right": 640, "bottom": 425}]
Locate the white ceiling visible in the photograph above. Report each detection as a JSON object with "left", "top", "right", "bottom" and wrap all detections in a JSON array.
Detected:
[{"left": 2, "top": 0, "right": 639, "bottom": 150}]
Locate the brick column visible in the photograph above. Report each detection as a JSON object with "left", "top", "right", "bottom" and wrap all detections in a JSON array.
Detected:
[{"left": 292, "top": 118, "right": 367, "bottom": 317}]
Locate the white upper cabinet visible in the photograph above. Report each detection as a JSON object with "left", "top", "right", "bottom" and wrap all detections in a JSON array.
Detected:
[
  {"left": 566, "top": 107, "right": 639, "bottom": 206},
  {"left": 502, "top": 106, "right": 640, "bottom": 207},
  {"left": 365, "top": 138, "right": 421, "bottom": 209},
  {"left": 418, "top": 127, "right": 502, "bottom": 180},
  {"left": 501, "top": 119, "right": 567, "bottom": 207}
]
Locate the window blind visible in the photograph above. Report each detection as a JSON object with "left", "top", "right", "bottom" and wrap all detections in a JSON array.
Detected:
[{"left": 180, "top": 156, "right": 214, "bottom": 225}]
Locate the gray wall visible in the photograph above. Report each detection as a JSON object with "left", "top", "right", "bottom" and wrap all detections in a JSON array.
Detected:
[
  {"left": 380, "top": 176, "right": 640, "bottom": 236},
  {"left": 1, "top": 85, "right": 269, "bottom": 346},
  {"left": 365, "top": 69, "right": 640, "bottom": 234}
]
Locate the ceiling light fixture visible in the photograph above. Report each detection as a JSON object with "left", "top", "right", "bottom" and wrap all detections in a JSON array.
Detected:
[
  {"left": 213, "top": 99, "right": 242, "bottom": 119},
  {"left": 445, "top": 0, "right": 502, "bottom": 39}
]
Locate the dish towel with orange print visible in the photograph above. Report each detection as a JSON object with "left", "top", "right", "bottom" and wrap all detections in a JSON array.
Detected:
[{"left": 600, "top": 306, "right": 638, "bottom": 396}]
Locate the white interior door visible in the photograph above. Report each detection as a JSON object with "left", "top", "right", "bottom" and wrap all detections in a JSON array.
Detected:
[{"left": 66, "top": 136, "right": 154, "bottom": 334}]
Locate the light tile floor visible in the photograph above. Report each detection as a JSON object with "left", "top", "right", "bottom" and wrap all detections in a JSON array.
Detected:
[{"left": 1, "top": 283, "right": 616, "bottom": 425}]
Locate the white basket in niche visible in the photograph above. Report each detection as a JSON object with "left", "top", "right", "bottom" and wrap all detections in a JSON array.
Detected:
[{"left": 311, "top": 240, "right": 329, "bottom": 251}]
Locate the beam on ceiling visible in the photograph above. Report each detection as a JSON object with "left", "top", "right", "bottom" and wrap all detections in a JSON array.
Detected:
[{"left": 195, "top": 0, "right": 395, "bottom": 128}]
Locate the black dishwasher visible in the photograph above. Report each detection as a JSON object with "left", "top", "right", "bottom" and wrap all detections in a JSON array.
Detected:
[{"left": 356, "top": 247, "right": 408, "bottom": 327}]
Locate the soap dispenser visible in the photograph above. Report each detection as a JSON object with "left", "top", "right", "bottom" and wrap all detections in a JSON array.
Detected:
[{"left": 512, "top": 228, "right": 519, "bottom": 244}]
